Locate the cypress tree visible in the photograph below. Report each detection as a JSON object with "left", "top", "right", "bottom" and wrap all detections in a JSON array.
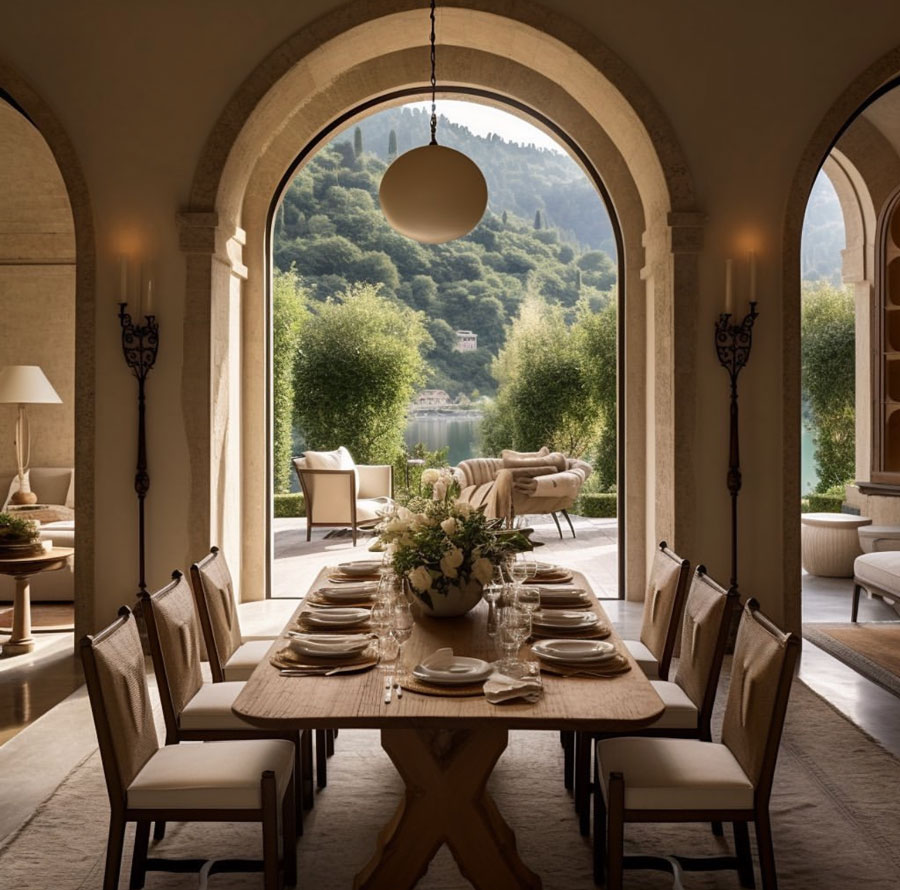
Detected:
[
  {"left": 534, "top": 209, "right": 542, "bottom": 230},
  {"left": 353, "top": 126, "right": 363, "bottom": 158},
  {"left": 388, "top": 129, "right": 398, "bottom": 160}
]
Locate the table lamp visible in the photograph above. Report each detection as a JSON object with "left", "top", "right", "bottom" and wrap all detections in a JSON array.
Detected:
[{"left": 0, "top": 365, "right": 62, "bottom": 505}]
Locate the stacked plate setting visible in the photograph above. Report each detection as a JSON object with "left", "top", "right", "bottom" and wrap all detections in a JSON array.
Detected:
[
  {"left": 412, "top": 651, "right": 493, "bottom": 686},
  {"left": 531, "top": 609, "right": 605, "bottom": 635},
  {"left": 287, "top": 633, "right": 371, "bottom": 659},
  {"left": 531, "top": 638, "right": 618, "bottom": 667},
  {"left": 297, "top": 606, "right": 371, "bottom": 630}
]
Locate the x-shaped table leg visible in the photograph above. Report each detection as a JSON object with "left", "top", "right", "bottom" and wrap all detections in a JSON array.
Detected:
[{"left": 354, "top": 726, "right": 542, "bottom": 890}]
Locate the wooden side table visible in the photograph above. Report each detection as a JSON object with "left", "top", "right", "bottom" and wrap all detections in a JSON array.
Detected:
[{"left": 0, "top": 547, "right": 73, "bottom": 656}]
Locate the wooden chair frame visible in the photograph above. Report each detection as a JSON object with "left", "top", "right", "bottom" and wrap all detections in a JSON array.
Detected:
[
  {"left": 593, "top": 599, "right": 801, "bottom": 890},
  {"left": 292, "top": 459, "right": 393, "bottom": 546},
  {"left": 141, "top": 572, "right": 313, "bottom": 816},
  {"left": 80, "top": 607, "right": 297, "bottom": 890},
  {"left": 573, "top": 567, "right": 738, "bottom": 835},
  {"left": 190, "top": 548, "right": 332, "bottom": 801}
]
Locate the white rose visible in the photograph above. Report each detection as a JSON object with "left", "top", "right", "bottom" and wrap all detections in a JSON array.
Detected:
[
  {"left": 397, "top": 506, "right": 414, "bottom": 522},
  {"left": 385, "top": 518, "right": 409, "bottom": 535},
  {"left": 408, "top": 565, "right": 433, "bottom": 592},
  {"left": 439, "top": 546, "right": 464, "bottom": 579},
  {"left": 421, "top": 468, "right": 440, "bottom": 485},
  {"left": 440, "top": 517, "right": 458, "bottom": 536},
  {"left": 472, "top": 557, "right": 494, "bottom": 585},
  {"left": 433, "top": 480, "right": 447, "bottom": 500}
]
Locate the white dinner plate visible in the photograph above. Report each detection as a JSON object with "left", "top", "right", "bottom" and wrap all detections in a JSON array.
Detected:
[
  {"left": 288, "top": 634, "right": 371, "bottom": 658},
  {"left": 301, "top": 607, "right": 371, "bottom": 627},
  {"left": 532, "top": 639, "right": 617, "bottom": 663},
  {"left": 336, "top": 561, "right": 383, "bottom": 577},
  {"left": 532, "top": 610, "right": 599, "bottom": 630},
  {"left": 317, "top": 586, "right": 377, "bottom": 602},
  {"left": 412, "top": 656, "right": 493, "bottom": 686}
]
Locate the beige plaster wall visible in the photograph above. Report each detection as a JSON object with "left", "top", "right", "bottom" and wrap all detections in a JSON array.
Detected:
[
  {"left": 4, "top": 1, "right": 900, "bottom": 632},
  {"left": 0, "top": 101, "right": 74, "bottom": 483}
]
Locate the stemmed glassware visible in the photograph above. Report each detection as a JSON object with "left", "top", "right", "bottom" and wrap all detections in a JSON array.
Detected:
[
  {"left": 483, "top": 564, "right": 505, "bottom": 638},
  {"left": 391, "top": 600, "right": 414, "bottom": 685},
  {"left": 497, "top": 603, "right": 532, "bottom": 673},
  {"left": 515, "top": 584, "right": 541, "bottom": 617},
  {"left": 509, "top": 553, "right": 529, "bottom": 595}
]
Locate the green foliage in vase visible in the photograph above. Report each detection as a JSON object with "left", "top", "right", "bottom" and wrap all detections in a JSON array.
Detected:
[
  {"left": 293, "top": 283, "right": 431, "bottom": 465},
  {"left": 0, "top": 512, "right": 41, "bottom": 544},
  {"left": 800, "top": 281, "right": 854, "bottom": 492},
  {"left": 272, "top": 268, "right": 306, "bottom": 493}
]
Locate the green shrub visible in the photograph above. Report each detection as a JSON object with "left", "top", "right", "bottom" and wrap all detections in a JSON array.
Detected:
[
  {"left": 274, "top": 493, "right": 306, "bottom": 518},
  {"left": 273, "top": 268, "right": 306, "bottom": 493},
  {"left": 391, "top": 443, "right": 449, "bottom": 502},
  {"left": 573, "top": 492, "right": 617, "bottom": 518},
  {"left": 805, "top": 493, "right": 843, "bottom": 513}
]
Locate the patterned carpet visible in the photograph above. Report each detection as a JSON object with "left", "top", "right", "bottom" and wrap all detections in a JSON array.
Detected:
[{"left": 804, "top": 623, "right": 900, "bottom": 698}]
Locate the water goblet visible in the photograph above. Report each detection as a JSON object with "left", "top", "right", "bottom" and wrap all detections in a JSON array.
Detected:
[
  {"left": 497, "top": 604, "right": 531, "bottom": 672},
  {"left": 510, "top": 553, "right": 528, "bottom": 593},
  {"left": 515, "top": 584, "right": 541, "bottom": 617},
  {"left": 370, "top": 598, "right": 392, "bottom": 638},
  {"left": 391, "top": 601, "right": 415, "bottom": 682}
]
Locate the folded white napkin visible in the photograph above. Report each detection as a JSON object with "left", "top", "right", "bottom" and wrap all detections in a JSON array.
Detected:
[
  {"left": 317, "top": 584, "right": 377, "bottom": 598},
  {"left": 420, "top": 647, "right": 455, "bottom": 671},
  {"left": 484, "top": 671, "right": 543, "bottom": 704}
]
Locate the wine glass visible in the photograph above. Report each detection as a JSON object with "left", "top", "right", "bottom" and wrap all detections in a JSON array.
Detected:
[
  {"left": 378, "top": 632, "right": 399, "bottom": 684},
  {"left": 391, "top": 601, "right": 414, "bottom": 682},
  {"left": 515, "top": 584, "right": 541, "bottom": 616},
  {"left": 483, "top": 565, "right": 504, "bottom": 638},
  {"left": 497, "top": 604, "right": 531, "bottom": 672},
  {"left": 509, "top": 553, "right": 528, "bottom": 593},
  {"left": 370, "top": 598, "right": 392, "bottom": 639}
]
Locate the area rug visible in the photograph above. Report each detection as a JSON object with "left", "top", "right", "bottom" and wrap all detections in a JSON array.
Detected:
[
  {"left": 804, "top": 622, "right": 900, "bottom": 698},
  {"left": 0, "top": 603, "right": 74, "bottom": 632},
  {"left": 0, "top": 680, "right": 899, "bottom": 889}
]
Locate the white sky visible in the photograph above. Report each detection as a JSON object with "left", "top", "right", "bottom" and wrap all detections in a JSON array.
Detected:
[{"left": 406, "top": 100, "right": 565, "bottom": 154}]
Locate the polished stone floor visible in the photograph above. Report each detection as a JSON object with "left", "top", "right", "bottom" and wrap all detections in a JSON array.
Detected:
[{"left": 1, "top": 516, "right": 899, "bottom": 842}]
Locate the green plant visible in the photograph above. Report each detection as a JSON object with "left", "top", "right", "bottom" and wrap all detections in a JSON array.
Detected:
[
  {"left": 574, "top": 492, "right": 618, "bottom": 518},
  {"left": 293, "top": 283, "right": 431, "bottom": 465},
  {"left": 272, "top": 267, "right": 306, "bottom": 493},
  {"left": 273, "top": 493, "right": 306, "bottom": 518},
  {"left": 391, "top": 442, "right": 449, "bottom": 503},
  {"left": 801, "top": 281, "right": 854, "bottom": 492},
  {"left": 0, "top": 512, "right": 41, "bottom": 544}
]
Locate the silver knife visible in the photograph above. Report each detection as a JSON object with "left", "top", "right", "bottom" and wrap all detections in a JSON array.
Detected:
[{"left": 384, "top": 675, "right": 393, "bottom": 704}]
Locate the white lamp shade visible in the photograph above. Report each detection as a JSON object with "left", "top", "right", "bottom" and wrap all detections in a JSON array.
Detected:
[
  {"left": 0, "top": 365, "right": 62, "bottom": 404},
  {"left": 379, "top": 144, "right": 488, "bottom": 244}
]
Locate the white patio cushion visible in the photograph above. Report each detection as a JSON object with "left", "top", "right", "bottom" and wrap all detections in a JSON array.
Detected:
[
  {"left": 179, "top": 681, "right": 252, "bottom": 731},
  {"left": 127, "top": 739, "right": 294, "bottom": 810},
  {"left": 623, "top": 639, "right": 659, "bottom": 679},
  {"left": 597, "top": 737, "right": 754, "bottom": 811},
  {"left": 854, "top": 551, "right": 900, "bottom": 596},
  {"left": 646, "top": 680, "right": 699, "bottom": 730},
  {"left": 356, "top": 497, "right": 391, "bottom": 524},
  {"left": 223, "top": 639, "right": 274, "bottom": 681}
]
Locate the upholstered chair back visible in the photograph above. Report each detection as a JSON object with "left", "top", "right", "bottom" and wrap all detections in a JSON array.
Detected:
[
  {"left": 190, "top": 546, "right": 243, "bottom": 680},
  {"left": 673, "top": 567, "right": 737, "bottom": 737},
  {"left": 140, "top": 573, "right": 205, "bottom": 741},
  {"left": 80, "top": 608, "right": 159, "bottom": 802},
  {"left": 639, "top": 542, "right": 691, "bottom": 673},
  {"left": 721, "top": 600, "right": 799, "bottom": 798},
  {"left": 456, "top": 458, "right": 503, "bottom": 488}
]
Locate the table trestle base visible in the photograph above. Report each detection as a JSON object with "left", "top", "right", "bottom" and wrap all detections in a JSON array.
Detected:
[{"left": 354, "top": 726, "right": 542, "bottom": 890}]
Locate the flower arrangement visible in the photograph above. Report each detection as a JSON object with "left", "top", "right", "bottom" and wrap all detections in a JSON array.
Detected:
[
  {"left": 0, "top": 512, "right": 42, "bottom": 554},
  {"left": 378, "top": 468, "right": 537, "bottom": 612}
]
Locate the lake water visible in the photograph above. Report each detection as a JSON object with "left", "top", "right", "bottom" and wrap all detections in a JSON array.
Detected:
[{"left": 404, "top": 414, "right": 482, "bottom": 465}]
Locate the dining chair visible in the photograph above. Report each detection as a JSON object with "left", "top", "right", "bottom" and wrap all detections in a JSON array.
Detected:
[
  {"left": 80, "top": 606, "right": 297, "bottom": 890},
  {"left": 190, "top": 546, "right": 334, "bottom": 791},
  {"left": 593, "top": 598, "right": 800, "bottom": 890},
  {"left": 140, "top": 571, "right": 313, "bottom": 812},
  {"left": 622, "top": 540, "right": 692, "bottom": 681},
  {"left": 573, "top": 566, "right": 738, "bottom": 834}
]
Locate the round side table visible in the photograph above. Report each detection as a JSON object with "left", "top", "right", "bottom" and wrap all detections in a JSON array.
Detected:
[
  {"left": 0, "top": 547, "right": 74, "bottom": 656},
  {"left": 800, "top": 513, "right": 871, "bottom": 577}
]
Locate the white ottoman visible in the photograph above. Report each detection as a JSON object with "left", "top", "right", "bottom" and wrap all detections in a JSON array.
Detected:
[
  {"left": 801, "top": 512, "right": 872, "bottom": 577},
  {"left": 853, "top": 551, "right": 900, "bottom": 621}
]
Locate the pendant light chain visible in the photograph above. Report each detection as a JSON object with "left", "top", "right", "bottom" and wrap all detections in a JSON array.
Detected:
[{"left": 429, "top": 0, "right": 438, "bottom": 145}]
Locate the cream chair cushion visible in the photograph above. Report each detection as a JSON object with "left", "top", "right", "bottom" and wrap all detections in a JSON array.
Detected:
[
  {"left": 304, "top": 446, "right": 359, "bottom": 496},
  {"left": 222, "top": 639, "right": 275, "bottom": 681},
  {"left": 179, "top": 681, "right": 254, "bottom": 731},
  {"left": 127, "top": 739, "right": 295, "bottom": 809},
  {"left": 623, "top": 639, "right": 659, "bottom": 679},
  {"left": 597, "top": 737, "right": 754, "bottom": 810},
  {"left": 646, "top": 680, "right": 699, "bottom": 730}
]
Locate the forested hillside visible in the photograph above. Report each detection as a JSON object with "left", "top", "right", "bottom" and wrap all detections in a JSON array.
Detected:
[{"left": 273, "top": 111, "right": 617, "bottom": 397}]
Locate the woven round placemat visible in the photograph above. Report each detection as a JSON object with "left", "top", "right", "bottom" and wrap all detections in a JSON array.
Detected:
[
  {"left": 537, "top": 653, "right": 631, "bottom": 678},
  {"left": 538, "top": 599, "right": 592, "bottom": 610},
  {"left": 399, "top": 674, "right": 486, "bottom": 697},
  {"left": 270, "top": 645, "right": 378, "bottom": 672},
  {"left": 529, "top": 569, "right": 574, "bottom": 584}
]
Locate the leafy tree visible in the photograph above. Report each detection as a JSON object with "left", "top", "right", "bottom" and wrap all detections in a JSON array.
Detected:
[
  {"left": 801, "top": 281, "right": 855, "bottom": 492},
  {"left": 272, "top": 268, "right": 306, "bottom": 492},
  {"left": 293, "top": 283, "right": 431, "bottom": 464}
]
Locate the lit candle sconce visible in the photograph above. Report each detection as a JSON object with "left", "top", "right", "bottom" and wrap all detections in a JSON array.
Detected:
[
  {"left": 715, "top": 248, "right": 760, "bottom": 602},
  {"left": 116, "top": 253, "right": 159, "bottom": 596}
]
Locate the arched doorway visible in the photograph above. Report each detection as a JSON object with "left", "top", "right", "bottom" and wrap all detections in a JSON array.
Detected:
[{"left": 181, "top": 0, "right": 699, "bottom": 607}]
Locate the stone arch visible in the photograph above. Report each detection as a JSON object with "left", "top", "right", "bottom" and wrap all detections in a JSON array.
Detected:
[
  {"left": 0, "top": 60, "right": 96, "bottom": 640},
  {"left": 784, "top": 50, "right": 900, "bottom": 630},
  {"left": 180, "top": 0, "right": 699, "bottom": 600}
]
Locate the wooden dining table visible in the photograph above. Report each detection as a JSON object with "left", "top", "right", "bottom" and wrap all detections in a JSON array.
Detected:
[{"left": 233, "top": 567, "right": 664, "bottom": 890}]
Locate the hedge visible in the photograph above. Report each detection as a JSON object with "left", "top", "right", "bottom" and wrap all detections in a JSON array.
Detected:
[
  {"left": 274, "top": 493, "right": 305, "bottom": 518},
  {"left": 802, "top": 493, "right": 843, "bottom": 513},
  {"left": 574, "top": 492, "right": 617, "bottom": 519}
]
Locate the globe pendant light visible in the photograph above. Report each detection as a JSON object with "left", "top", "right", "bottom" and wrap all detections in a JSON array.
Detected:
[{"left": 379, "top": 0, "right": 487, "bottom": 243}]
